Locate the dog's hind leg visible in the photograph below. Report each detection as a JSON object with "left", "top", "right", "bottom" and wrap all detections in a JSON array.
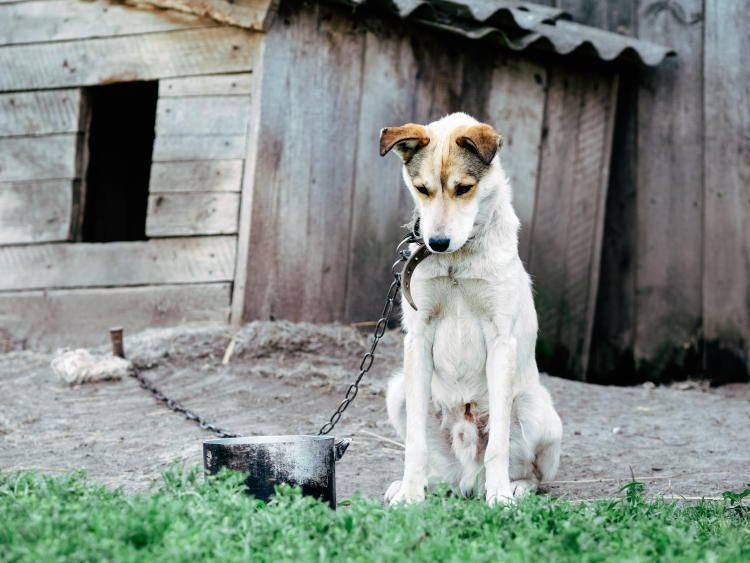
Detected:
[{"left": 508, "top": 386, "right": 562, "bottom": 494}]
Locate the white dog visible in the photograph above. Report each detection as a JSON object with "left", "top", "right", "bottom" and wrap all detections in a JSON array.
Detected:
[{"left": 379, "top": 112, "right": 562, "bottom": 506}]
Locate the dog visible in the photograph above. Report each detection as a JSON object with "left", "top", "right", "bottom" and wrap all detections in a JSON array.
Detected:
[{"left": 379, "top": 112, "right": 562, "bottom": 506}]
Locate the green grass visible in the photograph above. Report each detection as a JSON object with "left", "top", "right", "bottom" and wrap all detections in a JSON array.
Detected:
[{"left": 1, "top": 466, "right": 748, "bottom": 562}]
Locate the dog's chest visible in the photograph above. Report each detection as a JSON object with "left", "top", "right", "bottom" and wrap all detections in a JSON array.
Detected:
[{"left": 420, "top": 271, "right": 494, "bottom": 404}]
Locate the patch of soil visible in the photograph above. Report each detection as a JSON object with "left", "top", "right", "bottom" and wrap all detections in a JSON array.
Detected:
[{"left": 1, "top": 321, "right": 748, "bottom": 501}]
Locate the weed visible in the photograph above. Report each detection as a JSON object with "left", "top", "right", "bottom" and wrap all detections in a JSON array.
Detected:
[{"left": 0, "top": 465, "right": 748, "bottom": 562}]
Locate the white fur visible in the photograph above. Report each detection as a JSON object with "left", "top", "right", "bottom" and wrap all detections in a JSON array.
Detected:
[{"left": 385, "top": 112, "right": 562, "bottom": 506}]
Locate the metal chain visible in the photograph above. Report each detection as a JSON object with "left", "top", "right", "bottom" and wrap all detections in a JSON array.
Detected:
[
  {"left": 318, "top": 230, "right": 419, "bottom": 435},
  {"left": 127, "top": 228, "right": 421, "bottom": 439},
  {"left": 129, "top": 365, "right": 241, "bottom": 438}
]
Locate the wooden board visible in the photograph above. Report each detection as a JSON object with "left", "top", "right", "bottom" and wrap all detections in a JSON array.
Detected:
[
  {"left": 343, "top": 30, "right": 418, "bottom": 322},
  {"left": 159, "top": 73, "right": 254, "bottom": 96},
  {"left": 243, "top": 2, "right": 364, "bottom": 322},
  {"left": 146, "top": 192, "right": 240, "bottom": 236},
  {"left": 149, "top": 160, "right": 243, "bottom": 192},
  {"left": 0, "top": 0, "right": 205, "bottom": 46},
  {"left": 483, "top": 55, "right": 546, "bottom": 262},
  {"left": 0, "top": 283, "right": 231, "bottom": 351},
  {"left": 0, "top": 90, "right": 81, "bottom": 136},
  {"left": 0, "top": 27, "right": 263, "bottom": 92},
  {"left": 702, "top": 0, "right": 750, "bottom": 380},
  {"left": 0, "top": 135, "right": 77, "bottom": 182},
  {"left": 229, "top": 45, "right": 265, "bottom": 325},
  {"left": 529, "top": 67, "right": 617, "bottom": 379},
  {"left": 152, "top": 135, "right": 247, "bottom": 161},
  {"left": 0, "top": 236, "right": 236, "bottom": 291},
  {"left": 0, "top": 179, "right": 72, "bottom": 244},
  {"left": 635, "top": 0, "right": 704, "bottom": 372},
  {"left": 155, "top": 96, "right": 251, "bottom": 135}
]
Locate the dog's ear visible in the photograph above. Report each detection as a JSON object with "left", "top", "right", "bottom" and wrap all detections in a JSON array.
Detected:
[
  {"left": 455, "top": 124, "right": 503, "bottom": 165},
  {"left": 379, "top": 124, "right": 430, "bottom": 160}
]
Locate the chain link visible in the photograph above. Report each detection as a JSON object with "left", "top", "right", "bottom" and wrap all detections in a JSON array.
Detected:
[
  {"left": 129, "top": 365, "right": 241, "bottom": 438},
  {"left": 127, "top": 228, "right": 421, "bottom": 439},
  {"left": 317, "top": 231, "right": 418, "bottom": 435}
]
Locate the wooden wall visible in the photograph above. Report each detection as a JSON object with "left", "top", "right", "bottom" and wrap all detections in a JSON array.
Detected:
[
  {"left": 241, "top": 0, "right": 618, "bottom": 380},
  {"left": 0, "top": 0, "right": 264, "bottom": 350},
  {"left": 553, "top": 0, "right": 750, "bottom": 383}
]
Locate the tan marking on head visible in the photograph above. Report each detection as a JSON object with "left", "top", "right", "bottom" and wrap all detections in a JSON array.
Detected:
[
  {"left": 379, "top": 124, "right": 430, "bottom": 159},
  {"left": 455, "top": 123, "right": 503, "bottom": 165}
]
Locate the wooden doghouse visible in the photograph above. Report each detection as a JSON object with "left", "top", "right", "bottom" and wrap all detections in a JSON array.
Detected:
[{"left": 0, "top": 0, "right": 672, "bottom": 379}]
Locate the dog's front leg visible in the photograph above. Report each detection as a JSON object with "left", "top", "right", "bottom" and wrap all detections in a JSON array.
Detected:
[
  {"left": 390, "top": 327, "right": 434, "bottom": 505},
  {"left": 482, "top": 318, "right": 516, "bottom": 506}
]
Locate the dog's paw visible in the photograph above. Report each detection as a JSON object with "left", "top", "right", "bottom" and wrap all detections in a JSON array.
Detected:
[
  {"left": 386, "top": 479, "right": 426, "bottom": 506},
  {"left": 486, "top": 487, "right": 513, "bottom": 507},
  {"left": 383, "top": 480, "right": 402, "bottom": 504},
  {"left": 511, "top": 480, "right": 535, "bottom": 498}
]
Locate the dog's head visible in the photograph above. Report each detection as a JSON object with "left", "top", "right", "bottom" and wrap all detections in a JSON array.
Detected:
[{"left": 380, "top": 113, "right": 503, "bottom": 253}]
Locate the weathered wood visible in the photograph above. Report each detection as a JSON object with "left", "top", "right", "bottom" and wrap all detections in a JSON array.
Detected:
[
  {"left": 482, "top": 55, "right": 546, "bottom": 262},
  {"left": 123, "top": 0, "right": 276, "bottom": 31},
  {"left": 529, "top": 67, "right": 617, "bottom": 379},
  {"left": 159, "top": 73, "right": 254, "bottom": 96},
  {"left": 152, "top": 135, "right": 247, "bottom": 161},
  {"left": 0, "top": 90, "right": 81, "bottom": 136},
  {"left": 243, "top": 3, "right": 364, "bottom": 322},
  {"left": 229, "top": 45, "right": 265, "bottom": 325},
  {"left": 0, "top": 27, "right": 263, "bottom": 92},
  {"left": 156, "top": 96, "right": 251, "bottom": 135},
  {"left": 702, "top": 0, "right": 750, "bottom": 381},
  {"left": 635, "top": 0, "right": 704, "bottom": 375},
  {"left": 0, "top": 0, "right": 204, "bottom": 46},
  {"left": 146, "top": 192, "right": 240, "bottom": 236},
  {"left": 149, "top": 160, "right": 244, "bottom": 192},
  {"left": 556, "top": 0, "right": 637, "bottom": 35},
  {"left": 0, "top": 135, "right": 77, "bottom": 182},
  {"left": 0, "top": 179, "right": 72, "bottom": 244},
  {"left": 0, "top": 236, "right": 236, "bottom": 291},
  {"left": 343, "top": 29, "right": 418, "bottom": 322},
  {"left": 0, "top": 283, "right": 231, "bottom": 351}
]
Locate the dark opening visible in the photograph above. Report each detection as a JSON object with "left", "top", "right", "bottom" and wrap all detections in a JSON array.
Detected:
[{"left": 80, "top": 81, "right": 158, "bottom": 242}]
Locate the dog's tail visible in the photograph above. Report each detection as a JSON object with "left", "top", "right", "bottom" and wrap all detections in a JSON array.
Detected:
[{"left": 386, "top": 371, "right": 406, "bottom": 439}]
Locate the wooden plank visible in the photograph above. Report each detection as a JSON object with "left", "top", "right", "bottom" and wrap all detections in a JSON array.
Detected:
[
  {"left": 0, "top": 27, "right": 263, "bottom": 92},
  {"left": 159, "top": 73, "right": 254, "bottom": 96},
  {"left": 146, "top": 192, "right": 240, "bottom": 236},
  {"left": 574, "top": 2, "right": 639, "bottom": 383},
  {"left": 529, "top": 66, "right": 617, "bottom": 379},
  {"left": 0, "top": 236, "right": 236, "bottom": 291},
  {"left": 0, "top": 179, "right": 72, "bottom": 244},
  {"left": 482, "top": 55, "right": 546, "bottom": 262},
  {"left": 125, "top": 0, "right": 275, "bottom": 31},
  {"left": 703, "top": 0, "right": 750, "bottom": 381},
  {"left": 0, "top": 283, "right": 231, "bottom": 351},
  {"left": 156, "top": 96, "right": 251, "bottom": 135},
  {"left": 343, "top": 30, "right": 418, "bottom": 321},
  {"left": 149, "top": 160, "right": 243, "bottom": 192},
  {"left": 0, "top": 0, "right": 205, "bottom": 46},
  {"left": 0, "top": 135, "right": 76, "bottom": 182},
  {"left": 152, "top": 135, "right": 247, "bottom": 161},
  {"left": 635, "top": 0, "right": 704, "bottom": 376},
  {"left": 229, "top": 43, "right": 265, "bottom": 325},
  {"left": 243, "top": 2, "right": 363, "bottom": 322},
  {"left": 0, "top": 90, "right": 81, "bottom": 136}
]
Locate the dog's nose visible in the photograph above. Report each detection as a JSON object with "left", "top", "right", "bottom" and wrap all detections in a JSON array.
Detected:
[{"left": 428, "top": 237, "right": 450, "bottom": 253}]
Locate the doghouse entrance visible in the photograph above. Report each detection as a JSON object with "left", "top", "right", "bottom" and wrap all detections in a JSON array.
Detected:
[{"left": 78, "top": 81, "right": 158, "bottom": 242}]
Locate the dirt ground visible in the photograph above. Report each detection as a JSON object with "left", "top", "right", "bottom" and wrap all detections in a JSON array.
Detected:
[{"left": 1, "top": 321, "right": 748, "bottom": 502}]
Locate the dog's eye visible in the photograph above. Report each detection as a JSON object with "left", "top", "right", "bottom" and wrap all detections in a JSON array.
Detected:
[
  {"left": 455, "top": 184, "right": 474, "bottom": 196},
  {"left": 414, "top": 184, "right": 430, "bottom": 196}
]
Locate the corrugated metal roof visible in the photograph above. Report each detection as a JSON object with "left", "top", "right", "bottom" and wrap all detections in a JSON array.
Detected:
[{"left": 338, "top": 0, "right": 675, "bottom": 66}]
